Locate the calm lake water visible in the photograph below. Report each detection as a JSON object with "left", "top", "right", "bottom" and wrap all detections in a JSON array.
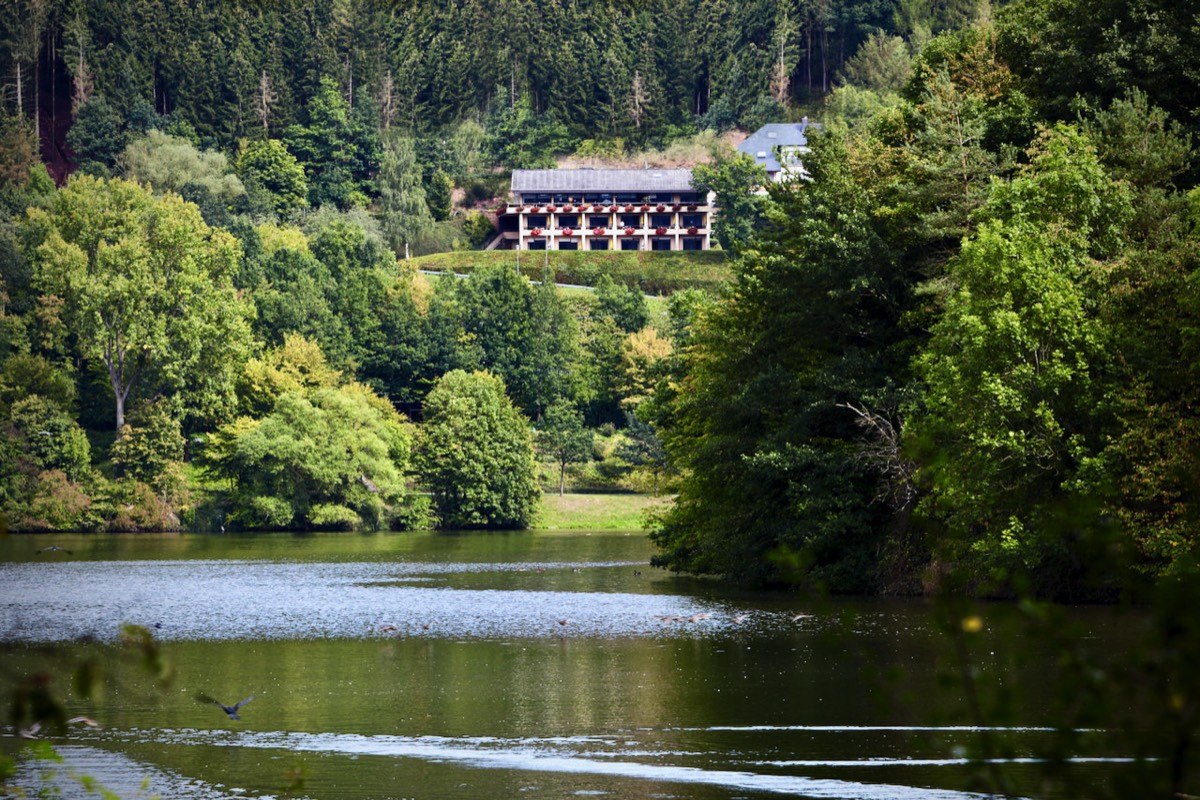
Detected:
[{"left": 0, "top": 530, "right": 1143, "bottom": 799}]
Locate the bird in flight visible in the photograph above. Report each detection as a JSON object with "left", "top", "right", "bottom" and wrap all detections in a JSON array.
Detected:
[
  {"left": 36, "top": 545, "right": 72, "bottom": 554},
  {"left": 196, "top": 693, "right": 256, "bottom": 720}
]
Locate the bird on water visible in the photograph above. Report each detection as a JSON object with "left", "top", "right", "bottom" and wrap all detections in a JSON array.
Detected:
[{"left": 196, "top": 693, "right": 256, "bottom": 720}]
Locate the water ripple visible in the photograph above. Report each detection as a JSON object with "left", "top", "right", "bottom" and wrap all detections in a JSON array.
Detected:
[{"left": 0, "top": 560, "right": 738, "bottom": 643}]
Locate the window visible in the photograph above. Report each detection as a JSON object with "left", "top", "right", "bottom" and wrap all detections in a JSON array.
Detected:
[
  {"left": 678, "top": 193, "right": 702, "bottom": 205},
  {"left": 557, "top": 239, "right": 578, "bottom": 251},
  {"left": 526, "top": 194, "right": 551, "bottom": 205},
  {"left": 650, "top": 238, "right": 671, "bottom": 251},
  {"left": 681, "top": 213, "right": 704, "bottom": 228},
  {"left": 527, "top": 239, "right": 546, "bottom": 250},
  {"left": 649, "top": 193, "right": 674, "bottom": 204},
  {"left": 620, "top": 214, "right": 642, "bottom": 229},
  {"left": 681, "top": 237, "right": 703, "bottom": 251},
  {"left": 589, "top": 215, "right": 610, "bottom": 228},
  {"left": 619, "top": 238, "right": 640, "bottom": 251},
  {"left": 650, "top": 214, "right": 672, "bottom": 229},
  {"left": 557, "top": 214, "right": 579, "bottom": 228},
  {"left": 614, "top": 193, "right": 638, "bottom": 204},
  {"left": 525, "top": 215, "right": 547, "bottom": 228},
  {"left": 589, "top": 238, "right": 609, "bottom": 250}
]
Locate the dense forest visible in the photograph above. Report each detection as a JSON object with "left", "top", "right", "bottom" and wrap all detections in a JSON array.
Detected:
[{"left": 2, "top": 0, "right": 1200, "bottom": 603}]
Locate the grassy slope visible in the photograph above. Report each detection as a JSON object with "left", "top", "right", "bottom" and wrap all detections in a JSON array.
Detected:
[
  {"left": 410, "top": 250, "right": 731, "bottom": 294},
  {"left": 537, "top": 492, "right": 672, "bottom": 530}
]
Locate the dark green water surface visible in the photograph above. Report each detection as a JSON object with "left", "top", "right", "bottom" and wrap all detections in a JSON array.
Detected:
[{"left": 0, "top": 530, "right": 1143, "bottom": 799}]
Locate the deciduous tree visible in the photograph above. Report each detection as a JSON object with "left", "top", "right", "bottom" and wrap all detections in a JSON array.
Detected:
[{"left": 415, "top": 370, "right": 539, "bottom": 529}]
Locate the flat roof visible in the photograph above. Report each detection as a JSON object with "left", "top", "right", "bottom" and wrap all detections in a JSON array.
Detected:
[{"left": 511, "top": 168, "right": 695, "bottom": 193}]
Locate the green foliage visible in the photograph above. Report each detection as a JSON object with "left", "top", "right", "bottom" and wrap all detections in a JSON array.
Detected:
[
  {"left": 66, "top": 96, "right": 126, "bottom": 175},
  {"left": 377, "top": 133, "right": 433, "bottom": 253},
  {"left": 840, "top": 30, "right": 912, "bottom": 92},
  {"left": 109, "top": 400, "right": 185, "bottom": 490},
  {"left": 0, "top": 353, "right": 75, "bottom": 412},
  {"left": 536, "top": 400, "right": 593, "bottom": 496},
  {"left": 236, "top": 140, "right": 309, "bottom": 216},
  {"left": 485, "top": 95, "right": 575, "bottom": 169},
  {"left": 235, "top": 333, "right": 342, "bottom": 418},
  {"left": 119, "top": 130, "right": 245, "bottom": 203},
  {"left": 29, "top": 175, "right": 253, "bottom": 432},
  {"left": 616, "top": 412, "right": 670, "bottom": 495},
  {"left": 9, "top": 395, "right": 91, "bottom": 482},
  {"left": 651, "top": 136, "right": 909, "bottom": 590},
  {"left": 690, "top": 151, "right": 771, "bottom": 254},
  {"left": 427, "top": 169, "right": 453, "bottom": 222},
  {"left": 910, "top": 125, "right": 1135, "bottom": 594},
  {"left": 201, "top": 382, "right": 414, "bottom": 531},
  {"left": 594, "top": 274, "right": 650, "bottom": 334},
  {"left": 415, "top": 370, "right": 539, "bottom": 530},
  {"left": 282, "top": 77, "right": 379, "bottom": 209},
  {"left": 449, "top": 265, "right": 580, "bottom": 419}
]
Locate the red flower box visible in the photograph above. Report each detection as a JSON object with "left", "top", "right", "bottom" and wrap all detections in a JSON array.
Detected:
[
  {"left": 673, "top": 204, "right": 682, "bottom": 211},
  {"left": 547, "top": 205, "right": 558, "bottom": 212},
  {"left": 562, "top": 227, "right": 574, "bottom": 236},
  {"left": 688, "top": 227, "right": 698, "bottom": 235},
  {"left": 641, "top": 204, "right": 651, "bottom": 211},
  {"left": 688, "top": 204, "right": 697, "bottom": 211},
  {"left": 531, "top": 228, "right": 543, "bottom": 236},
  {"left": 593, "top": 227, "right": 606, "bottom": 236},
  {"left": 655, "top": 227, "right": 667, "bottom": 235},
  {"left": 624, "top": 227, "right": 635, "bottom": 236},
  {"left": 656, "top": 204, "right": 665, "bottom": 212}
]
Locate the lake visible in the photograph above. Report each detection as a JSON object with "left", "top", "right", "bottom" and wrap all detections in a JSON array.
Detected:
[{"left": 0, "top": 530, "right": 1143, "bottom": 799}]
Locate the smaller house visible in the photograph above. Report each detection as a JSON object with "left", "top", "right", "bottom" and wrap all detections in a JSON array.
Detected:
[{"left": 737, "top": 118, "right": 815, "bottom": 182}]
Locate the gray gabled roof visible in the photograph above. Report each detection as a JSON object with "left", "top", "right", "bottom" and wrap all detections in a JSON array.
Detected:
[
  {"left": 737, "top": 120, "right": 814, "bottom": 173},
  {"left": 511, "top": 168, "right": 695, "bottom": 194}
]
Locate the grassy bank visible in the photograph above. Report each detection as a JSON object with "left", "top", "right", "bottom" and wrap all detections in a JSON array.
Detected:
[
  {"left": 411, "top": 250, "right": 730, "bottom": 295},
  {"left": 538, "top": 492, "right": 671, "bottom": 530}
]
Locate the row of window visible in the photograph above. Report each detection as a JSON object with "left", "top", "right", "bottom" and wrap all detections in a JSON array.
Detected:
[
  {"left": 518, "top": 192, "right": 704, "bottom": 205},
  {"left": 527, "top": 237, "right": 705, "bottom": 251},
  {"left": 523, "top": 214, "right": 707, "bottom": 229}
]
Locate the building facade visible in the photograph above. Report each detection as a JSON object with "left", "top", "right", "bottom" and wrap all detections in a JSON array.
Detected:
[{"left": 498, "top": 169, "right": 713, "bottom": 251}]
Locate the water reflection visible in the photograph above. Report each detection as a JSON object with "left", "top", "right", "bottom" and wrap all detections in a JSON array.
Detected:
[{"left": 0, "top": 531, "right": 1143, "bottom": 799}]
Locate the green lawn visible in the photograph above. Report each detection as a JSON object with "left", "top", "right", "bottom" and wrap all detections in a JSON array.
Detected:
[
  {"left": 537, "top": 492, "right": 672, "bottom": 530},
  {"left": 410, "top": 249, "right": 730, "bottom": 295}
]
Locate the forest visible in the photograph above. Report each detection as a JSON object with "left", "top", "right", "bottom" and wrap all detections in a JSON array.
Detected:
[{"left": 1, "top": 0, "right": 1199, "bottom": 601}]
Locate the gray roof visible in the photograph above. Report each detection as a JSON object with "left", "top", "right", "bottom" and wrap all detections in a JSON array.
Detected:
[
  {"left": 511, "top": 168, "right": 695, "bottom": 194},
  {"left": 737, "top": 121, "right": 814, "bottom": 173}
]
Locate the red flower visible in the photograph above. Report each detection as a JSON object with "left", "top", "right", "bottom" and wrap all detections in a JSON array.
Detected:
[
  {"left": 563, "top": 227, "right": 574, "bottom": 236},
  {"left": 688, "top": 227, "right": 698, "bottom": 235},
  {"left": 655, "top": 227, "right": 667, "bottom": 235},
  {"left": 656, "top": 204, "right": 665, "bottom": 211},
  {"left": 688, "top": 204, "right": 697, "bottom": 211},
  {"left": 531, "top": 228, "right": 543, "bottom": 236},
  {"left": 564, "top": 205, "right": 574, "bottom": 212},
  {"left": 593, "top": 227, "right": 606, "bottom": 236},
  {"left": 547, "top": 205, "right": 557, "bottom": 212},
  {"left": 624, "top": 227, "right": 635, "bottom": 236}
]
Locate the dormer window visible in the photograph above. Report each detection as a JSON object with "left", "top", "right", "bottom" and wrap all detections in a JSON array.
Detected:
[{"left": 767, "top": 131, "right": 777, "bottom": 139}]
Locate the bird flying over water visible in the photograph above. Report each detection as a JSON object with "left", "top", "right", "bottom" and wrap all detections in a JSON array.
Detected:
[
  {"left": 36, "top": 545, "right": 72, "bottom": 554},
  {"left": 196, "top": 693, "right": 256, "bottom": 720}
]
